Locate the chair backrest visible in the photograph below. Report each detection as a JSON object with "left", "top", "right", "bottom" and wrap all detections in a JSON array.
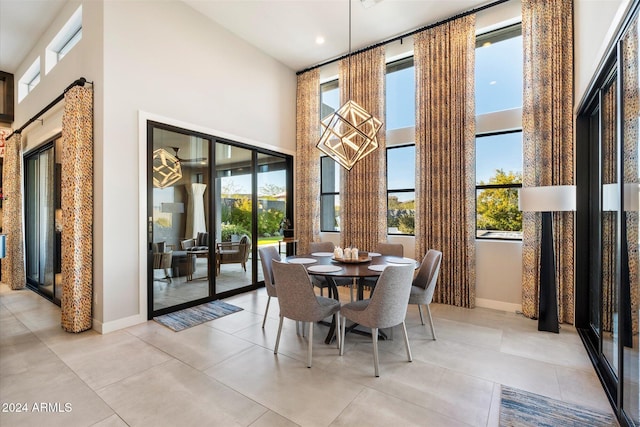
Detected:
[
  {"left": 309, "top": 241, "right": 335, "bottom": 253},
  {"left": 363, "top": 264, "right": 415, "bottom": 329},
  {"left": 272, "top": 261, "right": 326, "bottom": 322},
  {"left": 196, "top": 232, "right": 209, "bottom": 247},
  {"left": 362, "top": 264, "right": 414, "bottom": 328},
  {"left": 259, "top": 246, "right": 280, "bottom": 297},
  {"left": 239, "top": 235, "right": 252, "bottom": 260},
  {"left": 152, "top": 241, "right": 166, "bottom": 253},
  {"left": 412, "top": 250, "right": 443, "bottom": 302},
  {"left": 376, "top": 242, "right": 404, "bottom": 257}
]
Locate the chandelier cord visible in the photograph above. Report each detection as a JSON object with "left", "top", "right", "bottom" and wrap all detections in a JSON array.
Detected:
[{"left": 348, "top": 0, "right": 352, "bottom": 101}]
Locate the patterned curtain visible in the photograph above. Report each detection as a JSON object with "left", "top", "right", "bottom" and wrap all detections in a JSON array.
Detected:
[
  {"left": 522, "top": 0, "right": 574, "bottom": 323},
  {"left": 1, "top": 133, "right": 26, "bottom": 290},
  {"left": 622, "top": 19, "right": 639, "bottom": 337},
  {"left": 414, "top": 15, "right": 476, "bottom": 308},
  {"left": 601, "top": 81, "right": 616, "bottom": 333},
  {"left": 339, "top": 46, "right": 387, "bottom": 251},
  {"left": 295, "top": 69, "right": 321, "bottom": 255},
  {"left": 61, "top": 85, "right": 93, "bottom": 333}
]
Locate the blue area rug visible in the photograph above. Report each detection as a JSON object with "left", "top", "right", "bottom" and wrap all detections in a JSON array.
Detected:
[
  {"left": 154, "top": 301, "right": 243, "bottom": 332},
  {"left": 499, "top": 385, "right": 617, "bottom": 427}
]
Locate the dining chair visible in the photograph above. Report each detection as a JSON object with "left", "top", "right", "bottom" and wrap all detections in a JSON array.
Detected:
[
  {"left": 258, "top": 246, "right": 281, "bottom": 328},
  {"left": 408, "top": 249, "right": 442, "bottom": 339},
  {"left": 376, "top": 242, "right": 404, "bottom": 257},
  {"left": 363, "top": 242, "right": 405, "bottom": 294},
  {"left": 272, "top": 261, "right": 342, "bottom": 368},
  {"left": 340, "top": 264, "right": 415, "bottom": 377},
  {"left": 308, "top": 241, "right": 342, "bottom": 297}
]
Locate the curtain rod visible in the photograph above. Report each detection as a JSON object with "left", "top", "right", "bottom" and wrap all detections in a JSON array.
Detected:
[
  {"left": 6, "top": 77, "right": 91, "bottom": 140},
  {"left": 296, "top": 0, "right": 512, "bottom": 75}
]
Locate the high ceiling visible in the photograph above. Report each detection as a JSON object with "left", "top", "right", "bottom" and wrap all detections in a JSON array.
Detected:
[{"left": 0, "top": 0, "right": 492, "bottom": 74}]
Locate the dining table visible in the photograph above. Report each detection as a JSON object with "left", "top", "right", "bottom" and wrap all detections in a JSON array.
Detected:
[{"left": 285, "top": 251, "right": 419, "bottom": 344}]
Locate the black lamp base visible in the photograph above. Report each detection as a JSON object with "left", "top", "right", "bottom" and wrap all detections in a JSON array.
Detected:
[{"left": 538, "top": 211, "right": 559, "bottom": 333}]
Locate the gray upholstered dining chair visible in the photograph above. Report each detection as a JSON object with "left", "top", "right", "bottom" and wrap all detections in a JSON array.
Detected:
[
  {"left": 408, "top": 249, "right": 442, "bottom": 339},
  {"left": 258, "top": 246, "right": 281, "bottom": 329},
  {"left": 363, "top": 242, "right": 405, "bottom": 293},
  {"left": 308, "top": 241, "right": 353, "bottom": 299},
  {"left": 376, "top": 242, "right": 404, "bottom": 257},
  {"left": 340, "top": 264, "right": 415, "bottom": 377},
  {"left": 272, "top": 260, "right": 342, "bottom": 368}
]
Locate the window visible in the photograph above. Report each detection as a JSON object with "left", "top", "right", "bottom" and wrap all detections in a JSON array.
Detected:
[
  {"left": 475, "top": 24, "right": 522, "bottom": 115},
  {"left": 320, "top": 156, "right": 340, "bottom": 231},
  {"left": 386, "top": 57, "right": 415, "bottom": 235},
  {"left": 387, "top": 145, "right": 415, "bottom": 234},
  {"left": 18, "top": 57, "right": 41, "bottom": 103},
  {"left": 45, "top": 6, "right": 82, "bottom": 74},
  {"left": 319, "top": 79, "right": 341, "bottom": 231},
  {"left": 475, "top": 24, "right": 523, "bottom": 239}
]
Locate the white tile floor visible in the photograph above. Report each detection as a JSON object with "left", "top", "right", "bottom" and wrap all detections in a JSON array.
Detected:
[{"left": 0, "top": 283, "right": 614, "bottom": 427}]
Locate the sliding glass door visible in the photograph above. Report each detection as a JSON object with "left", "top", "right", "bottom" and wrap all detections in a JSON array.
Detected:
[
  {"left": 148, "top": 121, "right": 292, "bottom": 318},
  {"left": 24, "top": 137, "right": 62, "bottom": 304}
]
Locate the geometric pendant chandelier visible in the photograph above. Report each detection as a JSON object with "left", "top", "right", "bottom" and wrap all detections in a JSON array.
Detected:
[
  {"left": 153, "top": 148, "right": 182, "bottom": 188},
  {"left": 317, "top": 100, "right": 382, "bottom": 171},
  {"left": 316, "top": 0, "right": 383, "bottom": 171}
]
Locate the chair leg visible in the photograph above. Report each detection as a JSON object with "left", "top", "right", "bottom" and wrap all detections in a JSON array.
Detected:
[
  {"left": 340, "top": 315, "right": 346, "bottom": 356},
  {"left": 426, "top": 304, "right": 437, "bottom": 340},
  {"left": 335, "top": 312, "right": 341, "bottom": 350},
  {"left": 350, "top": 278, "right": 355, "bottom": 302},
  {"left": 401, "top": 321, "right": 413, "bottom": 362},
  {"left": 307, "top": 321, "right": 313, "bottom": 368},
  {"left": 262, "top": 296, "right": 271, "bottom": 329},
  {"left": 320, "top": 287, "right": 323, "bottom": 297},
  {"left": 274, "top": 316, "right": 284, "bottom": 354},
  {"left": 372, "top": 327, "right": 380, "bottom": 377},
  {"left": 418, "top": 304, "right": 425, "bottom": 325}
]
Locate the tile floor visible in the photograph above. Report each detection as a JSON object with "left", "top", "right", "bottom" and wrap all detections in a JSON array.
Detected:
[{"left": 0, "top": 283, "right": 614, "bottom": 427}]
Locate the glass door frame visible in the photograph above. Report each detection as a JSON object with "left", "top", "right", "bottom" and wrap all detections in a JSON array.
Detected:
[
  {"left": 23, "top": 134, "right": 62, "bottom": 305},
  {"left": 575, "top": 2, "right": 639, "bottom": 424},
  {"left": 147, "top": 121, "right": 293, "bottom": 318}
]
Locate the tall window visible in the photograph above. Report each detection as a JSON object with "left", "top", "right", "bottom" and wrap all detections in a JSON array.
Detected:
[
  {"left": 320, "top": 79, "right": 341, "bottom": 231},
  {"left": 475, "top": 24, "right": 523, "bottom": 239},
  {"left": 386, "top": 57, "right": 415, "bottom": 234}
]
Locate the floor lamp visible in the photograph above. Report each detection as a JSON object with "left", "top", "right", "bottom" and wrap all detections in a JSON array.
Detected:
[{"left": 519, "top": 185, "right": 576, "bottom": 333}]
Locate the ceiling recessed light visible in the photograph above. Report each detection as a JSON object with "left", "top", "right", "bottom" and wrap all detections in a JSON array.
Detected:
[
  {"left": 490, "top": 81, "right": 497, "bottom": 85},
  {"left": 483, "top": 41, "right": 491, "bottom": 47},
  {"left": 316, "top": 36, "right": 325, "bottom": 45}
]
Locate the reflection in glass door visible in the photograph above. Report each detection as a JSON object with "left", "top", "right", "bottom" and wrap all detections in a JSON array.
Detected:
[
  {"left": 257, "top": 152, "right": 289, "bottom": 279},
  {"left": 149, "top": 124, "right": 212, "bottom": 316},
  {"left": 24, "top": 137, "right": 62, "bottom": 304}
]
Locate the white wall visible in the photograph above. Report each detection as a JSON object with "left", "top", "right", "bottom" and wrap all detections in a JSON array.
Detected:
[
  {"left": 574, "top": 0, "right": 631, "bottom": 108},
  {"left": 98, "top": 0, "right": 296, "bottom": 331}
]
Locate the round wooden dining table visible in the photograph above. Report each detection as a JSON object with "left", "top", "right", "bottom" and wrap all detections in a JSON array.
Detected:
[{"left": 285, "top": 252, "right": 418, "bottom": 343}]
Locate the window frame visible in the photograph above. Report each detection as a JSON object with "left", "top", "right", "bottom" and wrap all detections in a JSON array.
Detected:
[
  {"left": 386, "top": 143, "right": 415, "bottom": 236},
  {"left": 475, "top": 23, "right": 523, "bottom": 241},
  {"left": 319, "top": 155, "right": 341, "bottom": 232}
]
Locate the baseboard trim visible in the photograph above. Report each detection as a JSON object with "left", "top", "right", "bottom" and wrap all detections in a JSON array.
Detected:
[
  {"left": 475, "top": 298, "right": 522, "bottom": 313},
  {"left": 93, "top": 314, "right": 147, "bottom": 334}
]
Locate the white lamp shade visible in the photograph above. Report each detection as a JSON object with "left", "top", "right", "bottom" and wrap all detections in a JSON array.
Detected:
[
  {"left": 601, "top": 183, "right": 639, "bottom": 212},
  {"left": 624, "top": 182, "right": 639, "bottom": 212},
  {"left": 602, "top": 183, "right": 619, "bottom": 212},
  {"left": 519, "top": 185, "right": 576, "bottom": 212}
]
